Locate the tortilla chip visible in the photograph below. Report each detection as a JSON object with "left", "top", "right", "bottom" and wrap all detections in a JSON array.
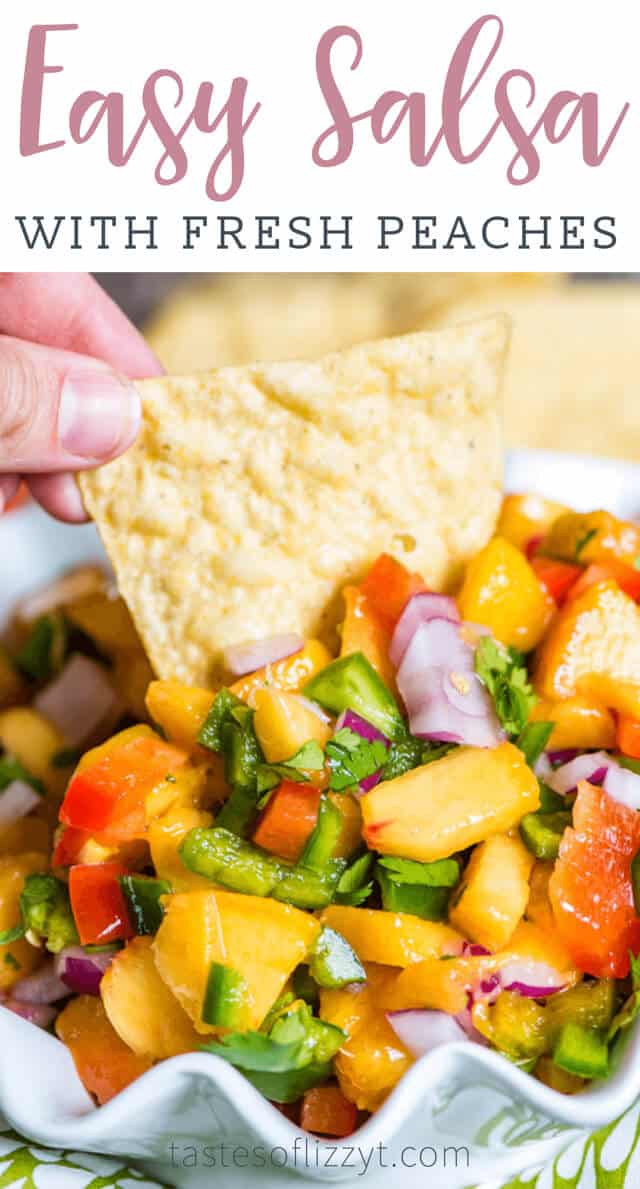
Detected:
[
  {"left": 426, "top": 283, "right": 640, "bottom": 460},
  {"left": 81, "top": 319, "right": 508, "bottom": 687}
]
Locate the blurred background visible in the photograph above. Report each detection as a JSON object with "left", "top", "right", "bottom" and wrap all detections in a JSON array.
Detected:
[{"left": 95, "top": 273, "right": 640, "bottom": 460}]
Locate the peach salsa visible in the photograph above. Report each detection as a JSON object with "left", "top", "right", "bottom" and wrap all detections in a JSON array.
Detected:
[{"left": 4, "top": 500, "right": 640, "bottom": 1136}]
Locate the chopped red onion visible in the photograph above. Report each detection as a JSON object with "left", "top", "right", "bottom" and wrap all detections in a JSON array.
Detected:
[
  {"left": 461, "top": 941, "right": 492, "bottom": 957},
  {"left": 453, "top": 1004, "right": 488, "bottom": 1044},
  {"left": 0, "top": 780, "right": 41, "bottom": 828},
  {"left": 386, "top": 1009, "right": 469, "bottom": 1056},
  {"left": 12, "top": 961, "right": 69, "bottom": 1005},
  {"left": 443, "top": 670, "right": 498, "bottom": 720},
  {"left": 603, "top": 764, "right": 640, "bottom": 811},
  {"left": 396, "top": 619, "right": 504, "bottom": 749},
  {"left": 534, "top": 753, "right": 554, "bottom": 782},
  {"left": 458, "top": 945, "right": 500, "bottom": 1007},
  {"left": 499, "top": 959, "right": 567, "bottom": 997},
  {"left": 359, "top": 771, "right": 382, "bottom": 794},
  {"left": 390, "top": 593, "right": 460, "bottom": 668},
  {"left": 546, "top": 751, "right": 613, "bottom": 795},
  {"left": 411, "top": 726, "right": 463, "bottom": 745},
  {"left": 336, "top": 708, "right": 389, "bottom": 745},
  {"left": 2, "top": 999, "right": 57, "bottom": 1029},
  {"left": 474, "top": 974, "right": 501, "bottom": 1004},
  {"left": 505, "top": 981, "right": 566, "bottom": 998},
  {"left": 65, "top": 959, "right": 103, "bottom": 995},
  {"left": 398, "top": 620, "right": 473, "bottom": 688},
  {"left": 547, "top": 749, "right": 580, "bottom": 765},
  {"left": 397, "top": 667, "right": 445, "bottom": 716},
  {"left": 410, "top": 684, "right": 504, "bottom": 749},
  {"left": 224, "top": 634, "right": 304, "bottom": 677},
  {"left": 34, "top": 654, "right": 121, "bottom": 747},
  {"left": 54, "top": 945, "right": 116, "bottom": 996}
]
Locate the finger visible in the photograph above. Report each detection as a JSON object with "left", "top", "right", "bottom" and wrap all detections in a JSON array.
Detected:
[
  {"left": 26, "top": 473, "right": 88, "bottom": 523},
  {"left": 0, "top": 334, "right": 141, "bottom": 473},
  {"left": 0, "top": 475, "right": 20, "bottom": 515},
  {"left": 0, "top": 273, "right": 163, "bottom": 380}
]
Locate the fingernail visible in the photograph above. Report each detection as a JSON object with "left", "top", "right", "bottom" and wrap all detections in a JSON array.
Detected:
[{"left": 58, "top": 371, "right": 141, "bottom": 462}]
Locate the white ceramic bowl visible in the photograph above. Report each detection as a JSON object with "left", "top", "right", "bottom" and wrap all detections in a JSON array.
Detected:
[{"left": 1, "top": 449, "right": 639, "bottom": 1189}]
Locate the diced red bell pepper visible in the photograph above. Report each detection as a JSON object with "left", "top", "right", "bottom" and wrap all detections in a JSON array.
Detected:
[
  {"left": 530, "top": 557, "right": 582, "bottom": 605},
  {"left": 617, "top": 717, "right": 640, "bottom": 760},
  {"left": 567, "top": 561, "right": 640, "bottom": 604},
  {"left": 60, "top": 733, "right": 187, "bottom": 844},
  {"left": 300, "top": 1085, "right": 358, "bottom": 1136},
  {"left": 549, "top": 781, "right": 640, "bottom": 978},
  {"left": 52, "top": 825, "right": 91, "bottom": 868},
  {"left": 360, "top": 554, "right": 425, "bottom": 626},
  {"left": 252, "top": 780, "right": 322, "bottom": 863},
  {"left": 69, "top": 862, "right": 134, "bottom": 945}
]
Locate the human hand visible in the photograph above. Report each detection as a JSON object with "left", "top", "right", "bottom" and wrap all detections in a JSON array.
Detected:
[{"left": 0, "top": 273, "right": 162, "bottom": 521}]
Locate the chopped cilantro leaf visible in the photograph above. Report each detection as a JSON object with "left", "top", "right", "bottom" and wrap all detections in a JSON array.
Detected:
[
  {"left": 255, "top": 740, "right": 325, "bottom": 803},
  {"left": 204, "top": 1028, "right": 304, "bottom": 1073},
  {"left": 256, "top": 763, "right": 309, "bottom": 801},
  {"left": 286, "top": 741, "right": 324, "bottom": 770},
  {"left": 3, "top": 953, "right": 19, "bottom": 970},
  {"left": 377, "top": 855, "right": 460, "bottom": 888},
  {"left": 335, "top": 852, "right": 374, "bottom": 906},
  {"left": 202, "top": 1002, "right": 344, "bottom": 1103},
  {"left": 326, "top": 727, "right": 387, "bottom": 793},
  {"left": 475, "top": 636, "right": 537, "bottom": 737},
  {"left": 508, "top": 645, "right": 528, "bottom": 669}
]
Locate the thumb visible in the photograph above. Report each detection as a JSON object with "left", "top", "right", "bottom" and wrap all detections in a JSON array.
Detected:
[{"left": 0, "top": 334, "right": 141, "bottom": 473}]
